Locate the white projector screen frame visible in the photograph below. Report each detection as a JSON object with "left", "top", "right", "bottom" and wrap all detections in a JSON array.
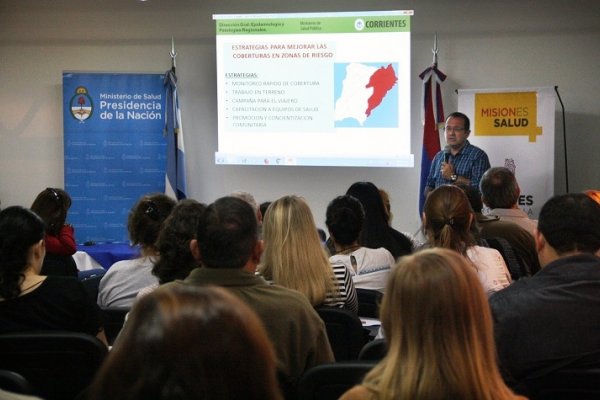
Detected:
[{"left": 213, "top": 10, "right": 414, "bottom": 167}]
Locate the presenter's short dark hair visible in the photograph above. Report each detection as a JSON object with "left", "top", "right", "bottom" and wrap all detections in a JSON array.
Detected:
[
  {"left": 446, "top": 111, "right": 470, "bottom": 132},
  {"left": 480, "top": 167, "right": 519, "bottom": 209},
  {"left": 196, "top": 196, "right": 258, "bottom": 269},
  {"left": 538, "top": 193, "right": 600, "bottom": 254},
  {"left": 325, "top": 195, "right": 365, "bottom": 246}
]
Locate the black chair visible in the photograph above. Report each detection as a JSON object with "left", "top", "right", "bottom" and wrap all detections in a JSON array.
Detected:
[
  {"left": 0, "top": 369, "right": 34, "bottom": 395},
  {"left": 79, "top": 268, "right": 106, "bottom": 303},
  {"left": 316, "top": 307, "right": 367, "bottom": 361},
  {"left": 0, "top": 331, "right": 108, "bottom": 400},
  {"left": 517, "top": 368, "right": 600, "bottom": 400},
  {"left": 297, "top": 361, "right": 376, "bottom": 400},
  {"left": 358, "top": 338, "right": 387, "bottom": 361},
  {"left": 100, "top": 307, "right": 129, "bottom": 345},
  {"left": 356, "top": 288, "right": 383, "bottom": 319}
]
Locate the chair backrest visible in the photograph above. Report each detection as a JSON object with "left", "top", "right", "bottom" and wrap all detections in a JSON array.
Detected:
[
  {"left": 100, "top": 308, "right": 130, "bottom": 345},
  {"left": 0, "top": 331, "right": 108, "bottom": 400},
  {"left": 0, "top": 369, "right": 34, "bottom": 395},
  {"left": 356, "top": 288, "right": 383, "bottom": 318},
  {"left": 521, "top": 368, "right": 600, "bottom": 400},
  {"left": 316, "top": 307, "right": 366, "bottom": 361},
  {"left": 79, "top": 268, "right": 106, "bottom": 303},
  {"left": 358, "top": 338, "right": 388, "bottom": 361},
  {"left": 297, "top": 361, "right": 376, "bottom": 400}
]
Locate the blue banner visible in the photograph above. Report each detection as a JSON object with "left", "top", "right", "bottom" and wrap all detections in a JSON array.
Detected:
[{"left": 63, "top": 72, "right": 167, "bottom": 243}]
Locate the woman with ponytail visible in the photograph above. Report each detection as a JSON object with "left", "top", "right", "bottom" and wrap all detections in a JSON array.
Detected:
[{"left": 422, "top": 185, "right": 511, "bottom": 295}]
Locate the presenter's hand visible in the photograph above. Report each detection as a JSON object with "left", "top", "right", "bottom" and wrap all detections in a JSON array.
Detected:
[{"left": 441, "top": 162, "right": 455, "bottom": 180}]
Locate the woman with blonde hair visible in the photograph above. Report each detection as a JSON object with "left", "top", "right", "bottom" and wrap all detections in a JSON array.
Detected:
[
  {"left": 423, "top": 184, "right": 511, "bottom": 294},
  {"left": 259, "top": 195, "right": 357, "bottom": 314},
  {"left": 341, "top": 248, "right": 525, "bottom": 400}
]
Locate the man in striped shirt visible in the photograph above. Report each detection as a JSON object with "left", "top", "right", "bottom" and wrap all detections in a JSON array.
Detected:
[{"left": 424, "top": 111, "right": 491, "bottom": 197}]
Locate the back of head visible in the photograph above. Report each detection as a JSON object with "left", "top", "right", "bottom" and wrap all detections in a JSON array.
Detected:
[
  {"left": 480, "top": 167, "right": 519, "bottom": 209},
  {"left": 325, "top": 195, "right": 365, "bottom": 246},
  {"left": 30, "top": 187, "right": 72, "bottom": 235},
  {"left": 88, "top": 284, "right": 282, "bottom": 400},
  {"left": 365, "top": 248, "right": 509, "bottom": 399},
  {"left": 128, "top": 193, "right": 176, "bottom": 249},
  {"left": 538, "top": 193, "right": 600, "bottom": 255},
  {"left": 261, "top": 195, "right": 335, "bottom": 306},
  {"left": 153, "top": 199, "right": 206, "bottom": 284},
  {"left": 456, "top": 183, "right": 484, "bottom": 214},
  {"left": 230, "top": 190, "right": 261, "bottom": 221},
  {"left": 0, "top": 206, "right": 45, "bottom": 299},
  {"left": 423, "top": 185, "right": 475, "bottom": 254},
  {"left": 379, "top": 188, "right": 393, "bottom": 224},
  {"left": 196, "top": 196, "right": 258, "bottom": 269},
  {"left": 346, "top": 182, "right": 388, "bottom": 226},
  {"left": 346, "top": 181, "right": 411, "bottom": 257}
]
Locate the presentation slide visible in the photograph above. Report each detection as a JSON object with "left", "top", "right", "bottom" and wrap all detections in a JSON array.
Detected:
[{"left": 213, "top": 11, "right": 414, "bottom": 167}]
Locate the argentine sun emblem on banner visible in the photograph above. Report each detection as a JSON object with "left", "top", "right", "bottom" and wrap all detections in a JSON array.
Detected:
[
  {"left": 458, "top": 87, "right": 556, "bottom": 218},
  {"left": 69, "top": 86, "right": 94, "bottom": 122}
]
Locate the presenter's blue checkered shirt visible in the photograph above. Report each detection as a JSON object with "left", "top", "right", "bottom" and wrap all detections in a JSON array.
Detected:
[{"left": 425, "top": 140, "right": 490, "bottom": 193}]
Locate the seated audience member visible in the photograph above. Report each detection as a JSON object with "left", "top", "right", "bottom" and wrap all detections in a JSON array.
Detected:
[
  {"left": 169, "top": 196, "right": 334, "bottom": 391},
  {"left": 136, "top": 199, "right": 205, "bottom": 299},
  {"left": 586, "top": 189, "right": 600, "bottom": 256},
  {"left": 97, "top": 193, "right": 175, "bottom": 308},
  {"left": 340, "top": 249, "right": 524, "bottom": 400},
  {"left": 423, "top": 185, "right": 512, "bottom": 295},
  {"left": 459, "top": 183, "right": 540, "bottom": 278},
  {"left": 480, "top": 167, "right": 537, "bottom": 236},
  {"left": 88, "top": 285, "right": 283, "bottom": 400},
  {"left": 259, "top": 201, "right": 271, "bottom": 221},
  {"left": 490, "top": 193, "right": 600, "bottom": 395},
  {"left": 345, "top": 182, "right": 413, "bottom": 259},
  {"left": 0, "top": 206, "right": 106, "bottom": 345},
  {"left": 259, "top": 195, "right": 358, "bottom": 314},
  {"left": 586, "top": 189, "right": 600, "bottom": 204},
  {"left": 326, "top": 195, "right": 394, "bottom": 292},
  {"left": 30, "top": 187, "right": 77, "bottom": 277},
  {"left": 378, "top": 188, "right": 393, "bottom": 224},
  {"left": 379, "top": 187, "right": 422, "bottom": 249},
  {"left": 231, "top": 190, "right": 262, "bottom": 223}
]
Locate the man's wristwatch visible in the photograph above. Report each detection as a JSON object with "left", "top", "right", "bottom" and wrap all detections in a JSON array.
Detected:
[{"left": 450, "top": 174, "right": 458, "bottom": 182}]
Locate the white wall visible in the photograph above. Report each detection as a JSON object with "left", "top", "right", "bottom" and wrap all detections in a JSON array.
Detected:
[{"left": 1, "top": 0, "right": 599, "bottom": 236}]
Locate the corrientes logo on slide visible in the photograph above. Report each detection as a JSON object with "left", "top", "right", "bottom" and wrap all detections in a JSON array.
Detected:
[{"left": 70, "top": 86, "right": 94, "bottom": 122}]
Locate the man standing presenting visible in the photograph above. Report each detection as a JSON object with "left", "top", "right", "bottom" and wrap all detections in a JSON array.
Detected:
[
  {"left": 424, "top": 112, "right": 490, "bottom": 196},
  {"left": 489, "top": 193, "right": 600, "bottom": 396}
]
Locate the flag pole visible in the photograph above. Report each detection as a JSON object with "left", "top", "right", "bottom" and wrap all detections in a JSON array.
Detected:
[
  {"left": 432, "top": 32, "right": 438, "bottom": 67},
  {"left": 170, "top": 37, "right": 177, "bottom": 74}
]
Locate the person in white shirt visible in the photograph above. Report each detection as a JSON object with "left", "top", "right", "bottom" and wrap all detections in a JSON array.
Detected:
[
  {"left": 97, "top": 193, "right": 176, "bottom": 308},
  {"left": 326, "top": 195, "right": 395, "bottom": 292}
]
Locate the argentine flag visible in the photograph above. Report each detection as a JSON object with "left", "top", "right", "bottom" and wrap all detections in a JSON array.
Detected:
[{"left": 164, "top": 69, "right": 187, "bottom": 200}]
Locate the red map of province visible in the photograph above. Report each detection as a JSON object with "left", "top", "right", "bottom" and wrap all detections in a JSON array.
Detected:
[{"left": 364, "top": 64, "right": 397, "bottom": 117}]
